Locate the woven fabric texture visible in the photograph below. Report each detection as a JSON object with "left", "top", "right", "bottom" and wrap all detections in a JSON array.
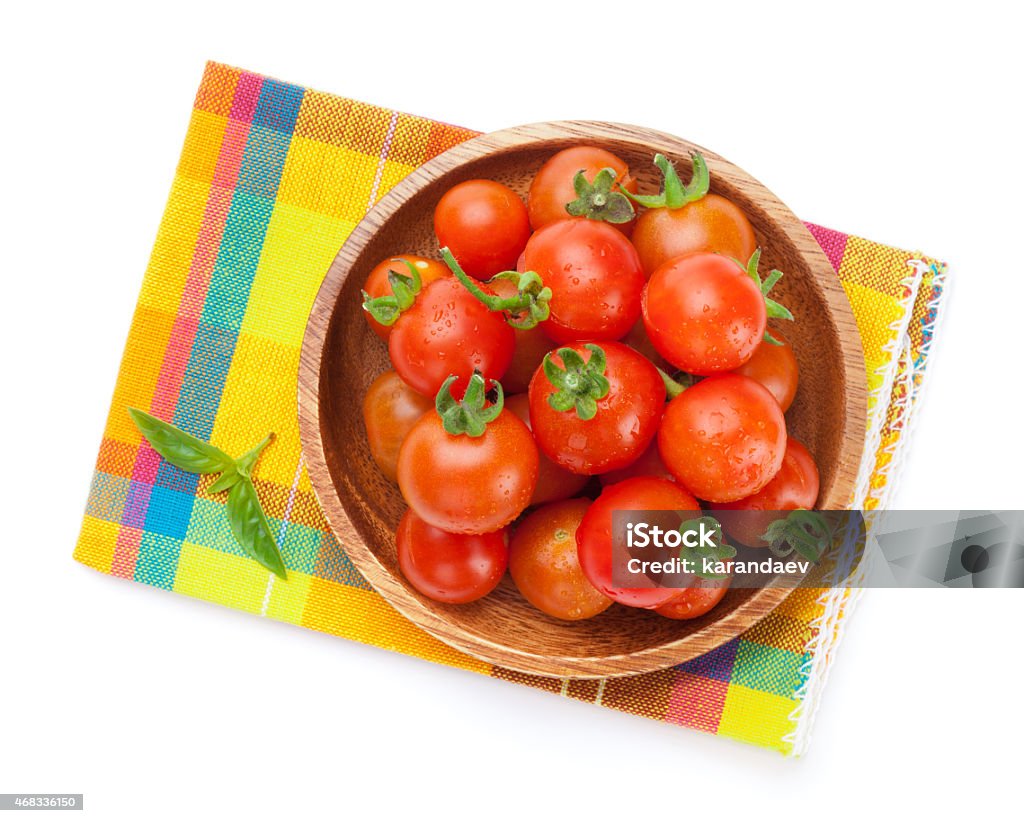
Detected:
[{"left": 75, "top": 62, "right": 948, "bottom": 755}]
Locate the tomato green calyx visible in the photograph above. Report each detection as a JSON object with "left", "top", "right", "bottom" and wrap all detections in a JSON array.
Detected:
[
  {"left": 625, "top": 152, "right": 710, "bottom": 210},
  {"left": 742, "top": 249, "right": 794, "bottom": 344},
  {"left": 760, "top": 510, "right": 833, "bottom": 563},
  {"left": 565, "top": 167, "right": 636, "bottom": 224},
  {"left": 435, "top": 372, "right": 504, "bottom": 438},
  {"left": 543, "top": 344, "right": 610, "bottom": 421},
  {"left": 441, "top": 247, "right": 551, "bottom": 329},
  {"left": 361, "top": 258, "right": 423, "bottom": 326},
  {"left": 658, "top": 367, "right": 692, "bottom": 399},
  {"left": 677, "top": 515, "right": 737, "bottom": 580}
]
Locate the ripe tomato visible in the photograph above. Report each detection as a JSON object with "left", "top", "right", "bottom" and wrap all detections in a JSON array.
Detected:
[
  {"left": 732, "top": 328, "right": 799, "bottom": 412},
  {"left": 643, "top": 253, "right": 766, "bottom": 374},
  {"left": 434, "top": 180, "right": 531, "bottom": 279},
  {"left": 505, "top": 394, "right": 588, "bottom": 505},
  {"left": 509, "top": 498, "right": 613, "bottom": 620},
  {"left": 576, "top": 476, "right": 700, "bottom": 608},
  {"left": 716, "top": 438, "right": 820, "bottom": 546},
  {"left": 523, "top": 220, "right": 645, "bottom": 344},
  {"left": 361, "top": 255, "right": 449, "bottom": 340},
  {"left": 527, "top": 146, "right": 638, "bottom": 233},
  {"left": 362, "top": 370, "right": 432, "bottom": 483},
  {"left": 659, "top": 374, "right": 787, "bottom": 503},
  {"left": 388, "top": 276, "right": 514, "bottom": 397},
  {"left": 396, "top": 509, "right": 508, "bottom": 604},
  {"left": 599, "top": 441, "right": 675, "bottom": 486},
  {"left": 633, "top": 194, "right": 756, "bottom": 276},
  {"left": 397, "top": 377, "right": 538, "bottom": 534},
  {"left": 489, "top": 277, "right": 557, "bottom": 394},
  {"left": 528, "top": 342, "right": 665, "bottom": 475},
  {"left": 655, "top": 577, "right": 731, "bottom": 619}
]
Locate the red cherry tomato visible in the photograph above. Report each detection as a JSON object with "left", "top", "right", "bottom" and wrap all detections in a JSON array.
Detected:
[
  {"left": 732, "top": 328, "right": 799, "bottom": 412},
  {"left": 576, "top": 476, "right": 700, "bottom": 609},
  {"left": 632, "top": 193, "right": 757, "bottom": 276},
  {"left": 655, "top": 577, "right": 731, "bottom": 619},
  {"left": 643, "top": 253, "right": 767, "bottom": 374},
  {"left": 658, "top": 374, "right": 786, "bottom": 503},
  {"left": 361, "top": 255, "right": 449, "bottom": 340},
  {"left": 523, "top": 220, "right": 645, "bottom": 344},
  {"left": 527, "top": 146, "right": 638, "bottom": 234},
  {"left": 509, "top": 498, "right": 612, "bottom": 620},
  {"left": 434, "top": 180, "right": 531, "bottom": 279},
  {"left": 388, "top": 276, "right": 514, "bottom": 397},
  {"left": 505, "top": 394, "right": 588, "bottom": 506},
  {"left": 362, "top": 370, "right": 432, "bottom": 483},
  {"left": 396, "top": 509, "right": 508, "bottom": 604},
  {"left": 716, "top": 438, "right": 820, "bottom": 546},
  {"left": 528, "top": 341, "right": 665, "bottom": 475},
  {"left": 397, "top": 402, "right": 538, "bottom": 534},
  {"left": 599, "top": 441, "right": 675, "bottom": 486}
]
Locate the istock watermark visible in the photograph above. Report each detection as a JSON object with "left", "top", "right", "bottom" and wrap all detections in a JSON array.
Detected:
[{"left": 608, "top": 509, "right": 1024, "bottom": 589}]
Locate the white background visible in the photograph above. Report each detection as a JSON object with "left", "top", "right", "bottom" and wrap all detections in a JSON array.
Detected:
[{"left": 2, "top": 1, "right": 1022, "bottom": 819}]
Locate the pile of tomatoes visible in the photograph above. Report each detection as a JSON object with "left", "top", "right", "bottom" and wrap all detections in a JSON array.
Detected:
[{"left": 360, "top": 145, "right": 821, "bottom": 622}]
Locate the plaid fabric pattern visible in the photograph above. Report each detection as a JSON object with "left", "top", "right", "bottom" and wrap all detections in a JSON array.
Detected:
[{"left": 74, "top": 62, "right": 948, "bottom": 755}]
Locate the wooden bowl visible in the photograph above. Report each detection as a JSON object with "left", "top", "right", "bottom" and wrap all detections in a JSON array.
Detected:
[{"left": 298, "top": 122, "right": 866, "bottom": 679}]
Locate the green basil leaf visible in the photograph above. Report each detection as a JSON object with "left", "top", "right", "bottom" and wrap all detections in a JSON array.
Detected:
[
  {"left": 207, "top": 469, "right": 241, "bottom": 494},
  {"left": 128, "top": 408, "right": 234, "bottom": 474},
  {"left": 226, "top": 477, "right": 287, "bottom": 579}
]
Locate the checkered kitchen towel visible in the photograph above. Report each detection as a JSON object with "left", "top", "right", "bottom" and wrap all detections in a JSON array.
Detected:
[{"left": 75, "top": 62, "right": 948, "bottom": 755}]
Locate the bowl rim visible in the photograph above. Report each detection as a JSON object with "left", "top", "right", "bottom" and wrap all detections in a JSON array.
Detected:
[{"left": 298, "top": 120, "right": 867, "bottom": 679}]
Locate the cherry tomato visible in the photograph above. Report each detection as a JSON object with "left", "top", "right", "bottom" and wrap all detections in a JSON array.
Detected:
[
  {"left": 716, "top": 438, "right": 820, "bottom": 546},
  {"left": 528, "top": 341, "right": 665, "bottom": 475},
  {"left": 362, "top": 370, "right": 432, "bottom": 483},
  {"left": 388, "top": 276, "right": 514, "bottom": 397},
  {"left": 527, "top": 146, "right": 638, "bottom": 233},
  {"left": 523, "top": 220, "right": 645, "bottom": 344},
  {"left": 361, "top": 255, "right": 449, "bottom": 340},
  {"left": 732, "top": 328, "right": 799, "bottom": 412},
  {"left": 397, "top": 394, "right": 538, "bottom": 534},
  {"left": 655, "top": 577, "right": 731, "bottom": 619},
  {"left": 632, "top": 193, "right": 756, "bottom": 276},
  {"left": 509, "top": 498, "right": 613, "bottom": 620},
  {"left": 659, "top": 374, "right": 786, "bottom": 503},
  {"left": 599, "top": 441, "right": 675, "bottom": 486},
  {"left": 434, "top": 180, "right": 531, "bottom": 279},
  {"left": 396, "top": 509, "right": 507, "bottom": 604},
  {"left": 576, "top": 476, "right": 700, "bottom": 608},
  {"left": 643, "top": 253, "right": 766, "bottom": 374},
  {"left": 489, "top": 277, "right": 557, "bottom": 394},
  {"left": 505, "top": 394, "right": 588, "bottom": 505}
]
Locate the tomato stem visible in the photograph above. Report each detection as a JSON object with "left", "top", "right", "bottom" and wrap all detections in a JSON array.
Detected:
[
  {"left": 760, "top": 509, "right": 833, "bottom": 562},
  {"left": 361, "top": 258, "right": 424, "bottom": 327},
  {"left": 677, "top": 514, "right": 737, "bottom": 580},
  {"left": 542, "top": 344, "right": 611, "bottom": 421},
  {"left": 435, "top": 372, "right": 504, "bottom": 437},
  {"left": 624, "top": 152, "right": 710, "bottom": 210},
  {"left": 441, "top": 247, "right": 551, "bottom": 329},
  {"left": 741, "top": 249, "right": 793, "bottom": 344},
  {"left": 658, "top": 367, "right": 691, "bottom": 399},
  {"left": 565, "top": 167, "right": 635, "bottom": 224}
]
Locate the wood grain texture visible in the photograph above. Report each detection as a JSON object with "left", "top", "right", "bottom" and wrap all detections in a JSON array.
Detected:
[{"left": 298, "top": 122, "right": 867, "bottom": 679}]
